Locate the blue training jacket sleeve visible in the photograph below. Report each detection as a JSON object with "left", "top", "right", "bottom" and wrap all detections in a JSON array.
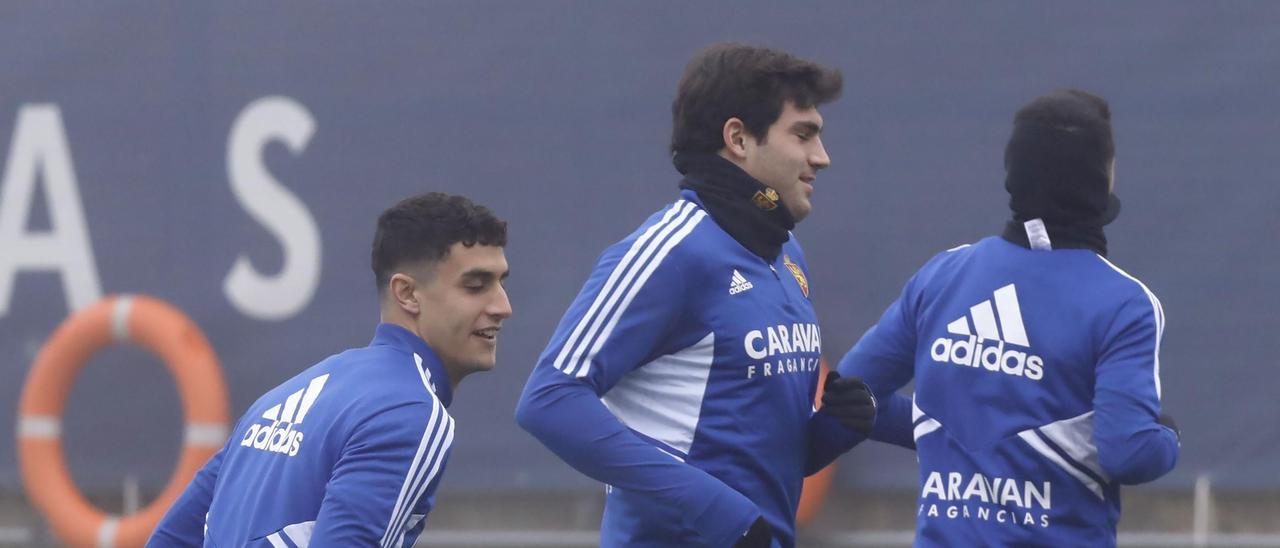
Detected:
[
  {"left": 1093, "top": 290, "right": 1179, "bottom": 484},
  {"left": 311, "top": 401, "right": 453, "bottom": 548},
  {"left": 804, "top": 411, "right": 865, "bottom": 475},
  {"left": 516, "top": 237, "right": 761, "bottom": 547},
  {"left": 805, "top": 377, "right": 916, "bottom": 473},
  {"left": 837, "top": 276, "right": 922, "bottom": 450},
  {"left": 805, "top": 287, "right": 923, "bottom": 473},
  {"left": 148, "top": 444, "right": 226, "bottom": 546},
  {"left": 871, "top": 393, "right": 916, "bottom": 449}
]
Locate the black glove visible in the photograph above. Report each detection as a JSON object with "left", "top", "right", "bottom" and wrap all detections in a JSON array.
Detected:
[
  {"left": 733, "top": 516, "right": 774, "bottom": 548},
  {"left": 819, "top": 371, "right": 877, "bottom": 436},
  {"left": 1157, "top": 412, "right": 1180, "bottom": 441}
]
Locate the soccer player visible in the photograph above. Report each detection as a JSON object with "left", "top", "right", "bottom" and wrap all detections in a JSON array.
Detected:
[
  {"left": 834, "top": 90, "right": 1179, "bottom": 546},
  {"left": 515, "top": 43, "right": 877, "bottom": 548},
  {"left": 148, "top": 192, "right": 512, "bottom": 547}
]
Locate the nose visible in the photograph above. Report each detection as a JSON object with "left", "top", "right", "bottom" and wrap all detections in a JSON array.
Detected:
[
  {"left": 810, "top": 138, "right": 831, "bottom": 170},
  {"left": 488, "top": 284, "right": 513, "bottom": 320}
]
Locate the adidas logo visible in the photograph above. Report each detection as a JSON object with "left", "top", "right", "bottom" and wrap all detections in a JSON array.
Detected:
[
  {"left": 729, "top": 270, "right": 754, "bottom": 295},
  {"left": 929, "top": 284, "right": 1044, "bottom": 381},
  {"left": 239, "top": 373, "right": 330, "bottom": 456}
]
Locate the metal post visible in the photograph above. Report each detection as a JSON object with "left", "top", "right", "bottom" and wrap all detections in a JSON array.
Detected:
[{"left": 1192, "top": 473, "right": 1212, "bottom": 547}]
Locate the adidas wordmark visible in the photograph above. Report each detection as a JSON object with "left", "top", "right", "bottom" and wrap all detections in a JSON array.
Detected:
[
  {"left": 929, "top": 284, "right": 1045, "bottom": 380},
  {"left": 729, "top": 270, "right": 754, "bottom": 295},
  {"left": 240, "top": 373, "right": 330, "bottom": 456}
]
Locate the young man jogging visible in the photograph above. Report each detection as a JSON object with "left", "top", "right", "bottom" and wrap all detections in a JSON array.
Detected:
[
  {"left": 517, "top": 43, "right": 876, "bottom": 548},
  {"left": 150, "top": 192, "right": 512, "bottom": 547},
  {"left": 834, "top": 90, "right": 1179, "bottom": 546}
]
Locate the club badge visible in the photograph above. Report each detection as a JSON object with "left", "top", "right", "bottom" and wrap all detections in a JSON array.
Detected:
[
  {"left": 783, "top": 255, "right": 809, "bottom": 298},
  {"left": 751, "top": 188, "right": 780, "bottom": 211}
]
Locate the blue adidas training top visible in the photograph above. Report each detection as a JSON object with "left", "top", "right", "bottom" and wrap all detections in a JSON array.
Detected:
[
  {"left": 838, "top": 236, "right": 1179, "bottom": 546},
  {"left": 516, "top": 191, "right": 864, "bottom": 548},
  {"left": 149, "top": 324, "right": 456, "bottom": 547}
]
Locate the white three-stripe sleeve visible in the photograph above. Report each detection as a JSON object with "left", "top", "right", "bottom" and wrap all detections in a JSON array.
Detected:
[
  {"left": 388, "top": 419, "right": 454, "bottom": 547},
  {"left": 379, "top": 360, "right": 455, "bottom": 548},
  {"left": 1096, "top": 255, "right": 1166, "bottom": 399},
  {"left": 578, "top": 211, "right": 705, "bottom": 378},
  {"left": 308, "top": 395, "right": 453, "bottom": 546},
  {"left": 541, "top": 202, "right": 705, "bottom": 390},
  {"left": 1089, "top": 255, "right": 1178, "bottom": 484},
  {"left": 381, "top": 399, "right": 454, "bottom": 547},
  {"left": 551, "top": 201, "right": 691, "bottom": 376},
  {"left": 378, "top": 399, "right": 444, "bottom": 547}
]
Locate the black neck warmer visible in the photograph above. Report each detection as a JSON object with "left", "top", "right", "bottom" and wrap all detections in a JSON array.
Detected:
[
  {"left": 674, "top": 152, "right": 795, "bottom": 262},
  {"left": 1000, "top": 120, "right": 1120, "bottom": 256}
]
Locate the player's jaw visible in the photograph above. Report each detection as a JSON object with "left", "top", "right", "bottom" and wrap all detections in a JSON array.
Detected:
[
  {"left": 461, "top": 321, "right": 502, "bottom": 370},
  {"left": 774, "top": 168, "right": 816, "bottom": 222}
]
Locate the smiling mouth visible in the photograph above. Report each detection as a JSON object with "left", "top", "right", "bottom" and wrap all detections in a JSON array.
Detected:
[{"left": 473, "top": 327, "right": 500, "bottom": 341}]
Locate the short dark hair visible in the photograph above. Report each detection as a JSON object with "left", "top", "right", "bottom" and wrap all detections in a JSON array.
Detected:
[
  {"left": 371, "top": 192, "right": 507, "bottom": 291},
  {"left": 1009, "top": 89, "right": 1114, "bottom": 162},
  {"left": 670, "top": 43, "right": 843, "bottom": 154}
]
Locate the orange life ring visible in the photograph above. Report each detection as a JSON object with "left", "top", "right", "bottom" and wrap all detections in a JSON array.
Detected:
[
  {"left": 17, "top": 295, "right": 229, "bottom": 547},
  {"left": 796, "top": 358, "right": 835, "bottom": 527}
]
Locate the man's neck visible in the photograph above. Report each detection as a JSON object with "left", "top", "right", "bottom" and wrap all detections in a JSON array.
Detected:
[
  {"left": 379, "top": 313, "right": 463, "bottom": 392},
  {"left": 444, "top": 369, "right": 464, "bottom": 392}
]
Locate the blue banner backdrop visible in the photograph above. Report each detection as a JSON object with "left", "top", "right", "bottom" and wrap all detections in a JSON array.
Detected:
[{"left": 1, "top": 3, "right": 1276, "bottom": 494}]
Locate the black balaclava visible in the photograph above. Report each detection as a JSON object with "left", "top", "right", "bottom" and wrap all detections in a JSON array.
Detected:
[
  {"left": 1000, "top": 97, "right": 1121, "bottom": 256},
  {"left": 674, "top": 151, "right": 795, "bottom": 262}
]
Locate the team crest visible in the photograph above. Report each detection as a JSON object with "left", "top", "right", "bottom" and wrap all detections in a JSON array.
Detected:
[
  {"left": 751, "top": 188, "right": 780, "bottom": 211},
  {"left": 783, "top": 255, "right": 809, "bottom": 298}
]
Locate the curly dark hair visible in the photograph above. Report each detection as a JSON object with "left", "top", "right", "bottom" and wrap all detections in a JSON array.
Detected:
[
  {"left": 371, "top": 192, "right": 507, "bottom": 291},
  {"left": 670, "top": 43, "right": 843, "bottom": 154}
]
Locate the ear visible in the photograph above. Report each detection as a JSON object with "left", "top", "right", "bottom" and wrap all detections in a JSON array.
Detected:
[
  {"left": 721, "top": 117, "right": 749, "bottom": 160},
  {"left": 389, "top": 273, "right": 421, "bottom": 315}
]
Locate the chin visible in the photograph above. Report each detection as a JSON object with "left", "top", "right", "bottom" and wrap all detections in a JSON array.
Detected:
[
  {"left": 467, "top": 357, "right": 497, "bottom": 373},
  {"left": 790, "top": 205, "right": 812, "bottom": 222}
]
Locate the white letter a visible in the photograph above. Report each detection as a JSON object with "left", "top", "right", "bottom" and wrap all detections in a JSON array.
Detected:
[{"left": 0, "top": 105, "right": 102, "bottom": 316}]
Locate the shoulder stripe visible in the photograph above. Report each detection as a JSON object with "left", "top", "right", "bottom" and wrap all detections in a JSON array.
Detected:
[
  {"left": 380, "top": 353, "right": 451, "bottom": 548},
  {"left": 388, "top": 416, "right": 455, "bottom": 547},
  {"left": 554, "top": 201, "right": 706, "bottom": 378},
  {"left": 381, "top": 401, "right": 453, "bottom": 547},
  {"left": 1094, "top": 255, "right": 1165, "bottom": 399},
  {"left": 412, "top": 353, "right": 436, "bottom": 397},
  {"left": 572, "top": 209, "right": 706, "bottom": 378},
  {"left": 380, "top": 397, "right": 446, "bottom": 548},
  {"left": 551, "top": 201, "right": 692, "bottom": 376}
]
